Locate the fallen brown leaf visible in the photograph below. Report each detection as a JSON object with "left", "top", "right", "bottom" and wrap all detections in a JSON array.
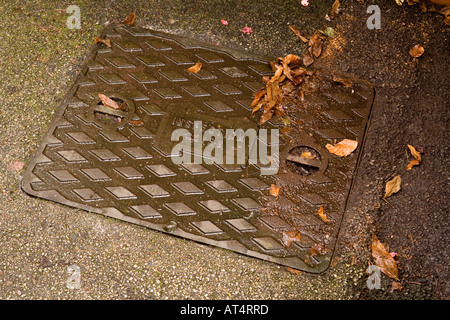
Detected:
[
  {"left": 288, "top": 24, "right": 309, "bottom": 43},
  {"left": 269, "top": 184, "right": 281, "bottom": 197},
  {"left": 406, "top": 144, "right": 422, "bottom": 170},
  {"left": 98, "top": 94, "right": 125, "bottom": 111},
  {"left": 384, "top": 175, "right": 401, "bottom": 199},
  {"left": 122, "top": 12, "right": 136, "bottom": 26},
  {"left": 186, "top": 62, "right": 202, "bottom": 74},
  {"left": 317, "top": 205, "right": 330, "bottom": 223},
  {"left": 94, "top": 37, "right": 112, "bottom": 48},
  {"left": 409, "top": 44, "right": 424, "bottom": 58},
  {"left": 372, "top": 234, "right": 399, "bottom": 280},
  {"left": 326, "top": 139, "right": 358, "bottom": 157},
  {"left": 282, "top": 230, "right": 301, "bottom": 249},
  {"left": 330, "top": 0, "right": 341, "bottom": 19}
]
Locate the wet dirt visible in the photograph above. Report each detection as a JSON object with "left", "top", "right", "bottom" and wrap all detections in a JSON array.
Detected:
[{"left": 317, "top": 1, "right": 449, "bottom": 299}]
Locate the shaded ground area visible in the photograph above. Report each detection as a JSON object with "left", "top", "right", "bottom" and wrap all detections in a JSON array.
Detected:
[{"left": 0, "top": 0, "right": 448, "bottom": 299}]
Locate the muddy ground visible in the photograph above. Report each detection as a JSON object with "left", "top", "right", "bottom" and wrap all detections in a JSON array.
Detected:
[{"left": 0, "top": 0, "right": 448, "bottom": 300}]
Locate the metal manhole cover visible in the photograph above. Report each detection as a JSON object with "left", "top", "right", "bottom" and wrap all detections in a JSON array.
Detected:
[{"left": 21, "top": 24, "right": 374, "bottom": 272}]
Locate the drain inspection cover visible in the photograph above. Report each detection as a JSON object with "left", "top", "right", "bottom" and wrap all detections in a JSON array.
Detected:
[{"left": 22, "top": 24, "right": 373, "bottom": 272}]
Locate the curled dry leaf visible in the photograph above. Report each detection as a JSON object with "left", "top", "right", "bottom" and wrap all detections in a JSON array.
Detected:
[
  {"left": 98, "top": 94, "right": 126, "bottom": 111},
  {"left": 289, "top": 24, "right": 309, "bottom": 43},
  {"left": 326, "top": 139, "right": 358, "bottom": 157},
  {"left": 122, "top": 12, "right": 136, "bottom": 26},
  {"left": 94, "top": 37, "right": 112, "bottom": 48},
  {"left": 282, "top": 230, "right": 301, "bottom": 249},
  {"left": 186, "top": 62, "right": 202, "bottom": 74},
  {"left": 269, "top": 184, "right": 281, "bottom": 197},
  {"left": 384, "top": 175, "right": 401, "bottom": 199},
  {"left": 409, "top": 44, "right": 424, "bottom": 58},
  {"left": 372, "top": 234, "right": 399, "bottom": 280},
  {"left": 330, "top": 0, "right": 341, "bottom": 19},
  {"left": 317, "top": 205, "right": 330, "bottom": 223},
  {"left": 406, "top": 144, "right": 422, "bottom": 170}
]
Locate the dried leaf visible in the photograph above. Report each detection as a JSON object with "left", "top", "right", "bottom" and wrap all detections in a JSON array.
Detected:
[
  {"left": 409, "top": 44, "right": 424, "bottom": 58},
  {"left": 186, "top": 62, "right": 203, "bottom": 74},
  {"left": 94, "top": 37, "right": 112, "bottom": 48},
  {"left": 330, "top": 0, "right": 341, "bottom": 19},
  {"left": 10, "top": 160, "right": 25, "bottom": 172},
  {"left": 269, "top": 184, "right": 281, "bottom": 197},
  {"left": 317, "top": 206, "right": 330, "bottom": 223},
  {"left": 321, "top": 26, "right": 335, "bottom": 38},
  {"left": 282, "top": 230, "right": 301, "bottom": 249},
  {"left": 309, "top": 32, "right": 323, "bottom": 58},
  {"left": 300, "top": 151, "right": 315, "bottom": 159},
  {"left": 384, "top": 175, "right": 401, "bottom": 199},
  {"left": 372, "top": 234, "right": 399, "bottom": 280},
  {"left": 129, "top": 119, "right": 143, "bottom": 126},
  {"left": 259, "top": 108, "right": 274, "bottom": 125},
  {"left": 287, "top": 267, "right": 302, "bottom": 275},
  {"left": 289, "top": 24, "right": 309, "bottom": 43},
  {"left": 98, "top": 94, "right": 124, "bottom": 110},
  {"left": 406, "top": 144, "right": 422, "bottom": 170},
  {"left": 302, "top": 48, "right": 314, "bottom": 67},
  {"left": 122, "top": 12, "right": 136, "bottom": 26},
  {"left": 326, "top": 139, "right": 358, "bottom": 157}
]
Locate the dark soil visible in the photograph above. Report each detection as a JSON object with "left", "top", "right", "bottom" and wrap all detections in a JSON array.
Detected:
[{"left": 318, "top": 1, "right": 449, "bottom": 299}]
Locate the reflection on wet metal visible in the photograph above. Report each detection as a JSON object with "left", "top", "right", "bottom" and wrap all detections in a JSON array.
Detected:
[{"left": 22, "top": 24, "right": 374, "bottom": 272}]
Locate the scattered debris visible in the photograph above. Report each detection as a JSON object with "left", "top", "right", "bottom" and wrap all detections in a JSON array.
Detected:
[
  {"left": 94, "top": 37, "right": 112, "bottom": 48},
  {"left": 409, "top": 44, "right": 425, "bottom": 58},
  {"left": 406, "top": 144, "right": 422, "bottom": 170},
  {"left": 384, "top": 175, "right": 402, "bottom": 199},
  {"left": 326, "top": 139, "right": 358, "bottom": 157},
  {"left": 310, "top": 242, "right": 330, "bottom": 255},
  {"left": 186, "top": 62, "right": 203, "bottom": 74},
  {"left": 9, "top": 160, "right": 25, "bottom": 172},
  {"left": 301, "top": 0, "right": 309, "bottom": 7},
  {"left": 287, "top": 267, "right": 302, "bottom": 275},
  {"left": 241, "top": 26, "right": 252, "bottom": 34},
  {"left": 269, "top": 184, "right": 281, "bottom": 197},
  {"left": 282, "top": 230, "right": 301, "bottom": 249},
  {"left": 122, "top": 12, "right": 136, "bottom": 26},
  {"left": 317, "top": 205, "right": 330, "bottom": 223},
  {"left": 391, "top": 281, "right": 403, "bottom": 292},
  {"left": 251, "top": 53, "right": 313, "bottom": 124},
  {"left": 221, "top": 19, "right": 228, "bottom": 25},
  {"left": 372, "top": 234, "right": 399, "bottom": 280}
]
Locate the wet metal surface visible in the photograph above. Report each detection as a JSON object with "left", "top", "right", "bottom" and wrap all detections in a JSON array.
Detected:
[{"left": 22, "top": 24, "right": 374, "bottom": 272}]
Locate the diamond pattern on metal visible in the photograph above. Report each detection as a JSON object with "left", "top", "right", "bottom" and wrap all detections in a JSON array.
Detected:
[{"left": 21, "top": 24, "right": 374, "bottom": 273}]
